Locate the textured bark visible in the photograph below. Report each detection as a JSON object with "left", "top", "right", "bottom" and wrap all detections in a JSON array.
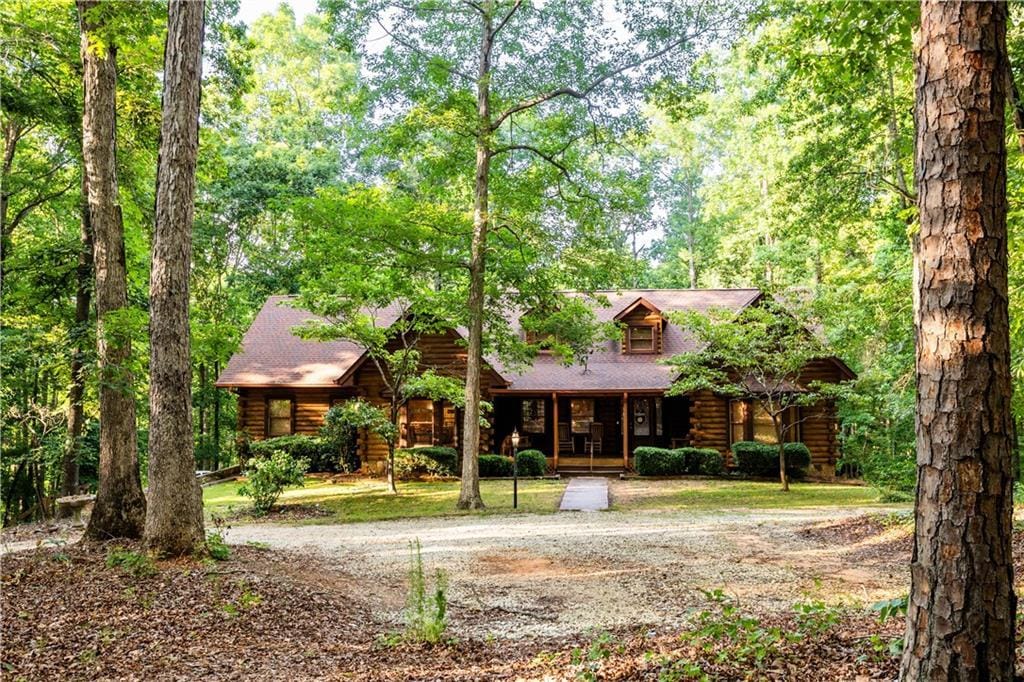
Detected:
[
  {"left": 79, "top": 0, "right": 147, "bottom": 541},
  {"left": 457, "top": 6, "right": 494, "bottom": 511},
  {"left": 143, "top": 0, "right": 206, "bottom": 556},
  {"left": 61, "top": 173, "right": 94, "bottom": 503},
  {"left": 902, "top": 2, "right": 1016, "bottom": 679}
]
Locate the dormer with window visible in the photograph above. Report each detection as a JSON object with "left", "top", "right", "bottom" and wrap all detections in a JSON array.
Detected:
[{"left": 614, "top": 297, "right": 665, "bottom": 354}]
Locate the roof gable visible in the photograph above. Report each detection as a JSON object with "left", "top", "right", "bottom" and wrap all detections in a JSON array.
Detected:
[{"left": 613, "top": 296, "right": 664, "bottom": 322}]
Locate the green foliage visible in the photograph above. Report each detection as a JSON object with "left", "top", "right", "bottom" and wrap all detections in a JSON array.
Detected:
[
  {"left": 792, "top": 599, "right": 841, "bottom": 637},
  {"left": 403, "top": 539, "right": 448, "bottom": 645},
  {"left": 318, "top": 407, "right": 362, "bottom": 472},
  {"left": 634, "top": 447, "right": 724, "bottom": 476},
  {"left": 248, "top": 434, "right": 345, "bottom": 474},
  {"left": 105, "top": 547, "right": 157, "bottom": 578},
  {"left": 205, "top": 532, "right": 231, "bottom": 561},
  {"left": 478, "top": 454, "right": 514, "bottom": 478},
  {"left": 515, "top": 449, "right": 548, "bottom": 477},
  {"left": 731, "top": 441, "right": 811, "bottom": 478},
  {"left": 394, "top": 448, "right": 458, "bottom": 479},
  {"left": 681, "top": 589, "right": 797, "bottom": 670},
  {"left": 686, "top": 448, "right": 726, "bottom": 476},
  {"left": 569, "top": 632, "right": 623, "bottom": 682},
  {"left": 634, "top": 447, "right": 682, "bottom": 476},
  {"left": 238, "top": 450, "right": 309, "bottom": 515}
]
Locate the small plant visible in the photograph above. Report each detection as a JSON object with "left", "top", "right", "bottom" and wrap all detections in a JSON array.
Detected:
[
  {"left": 570, "top": 631, "right": 622, "bottom": 681},
  {"left": 680, "top": 589, "right": 797, "bottom": 669},
  {"left": 792, "top": 599, "right": 840, "bottom": 637},
  {"left": 238, "top": 449, "right": 309, "bottom": 515},
  {"left": 403, "top": 539, "right": 448, "bottom": 644},
  {"left": 105, "top": 547, "right": 156, "bottom": 578},
  {"left": 206, "top": 532, "right": 231, "bottom": 561},
  {"left": 221, "top": 582, "right": 262, "bottom": 618}
]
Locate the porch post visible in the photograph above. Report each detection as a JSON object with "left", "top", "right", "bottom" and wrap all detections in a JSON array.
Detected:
[
  {"left": 552, "top": 392, "right": 559, "bottom": 472},
  {"left": 622, "top": 392, "right": 629, "bottom": 469}
]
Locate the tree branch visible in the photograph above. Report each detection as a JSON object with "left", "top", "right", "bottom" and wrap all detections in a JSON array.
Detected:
[{"left": 490, "top": 34, "right": 691, "bottom": 130}]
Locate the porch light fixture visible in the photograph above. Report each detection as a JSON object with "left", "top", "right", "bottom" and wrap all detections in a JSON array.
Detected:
[{"left": 511, "top": 428, "right": 520, "bottom": 509}]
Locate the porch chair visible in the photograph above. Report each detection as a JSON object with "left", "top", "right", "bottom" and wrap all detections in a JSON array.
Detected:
[
  {"left": 586, "top": 422, "right": 604, "bottom": 457},
  {"left": 558, "top": 422, "right": 573, "bottom": 455}
]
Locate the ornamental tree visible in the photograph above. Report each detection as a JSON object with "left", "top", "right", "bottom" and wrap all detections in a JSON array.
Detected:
[{"left": 665, "top": 299, "right": 852, "bottom": 491}]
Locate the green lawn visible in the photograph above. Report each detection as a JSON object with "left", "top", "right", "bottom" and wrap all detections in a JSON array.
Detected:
[
  {"left": 610, "top": 479, "right": 893, "bottom": 511},
  {"left": 203, "top": 476, "right": 567, "bottom": 524}
]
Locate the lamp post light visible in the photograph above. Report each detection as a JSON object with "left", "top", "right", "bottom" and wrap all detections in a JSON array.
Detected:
[{"left": 510, "top": 428, "right": 520, "bottom": 510}]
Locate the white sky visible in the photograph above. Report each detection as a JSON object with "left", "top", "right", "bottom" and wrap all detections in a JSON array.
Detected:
[{"left": 235, "top": 0, "right": 317, "bottom": 26}]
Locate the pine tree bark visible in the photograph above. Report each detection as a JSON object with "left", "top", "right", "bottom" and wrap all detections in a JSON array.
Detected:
[
  {"left": 143, "top": 0, "right": 206, "bottom": 556},
  {"left": 61, "top": 172, "right": 94, "bottom": 503},
  {"left": 457, "top": 5, "right": 494, "bottom": 511},
  {"left": 79, "top": 0, "right": 146, "bottom": 540},
  {"left": 902, "top": 2, "right": 1016, "bottom": 679}
]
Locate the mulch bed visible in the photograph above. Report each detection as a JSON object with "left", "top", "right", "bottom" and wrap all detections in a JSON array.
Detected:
[{"left": 210, "top": 503, "right": 335, "bottom": 524}]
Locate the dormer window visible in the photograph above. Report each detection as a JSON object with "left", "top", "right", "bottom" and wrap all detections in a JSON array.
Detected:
[
  {"left": 615, "top": 296, "right": 664, "bottom": 354},
  {"left": 626, "top": 325, "right": 656, "bottom": 353}
]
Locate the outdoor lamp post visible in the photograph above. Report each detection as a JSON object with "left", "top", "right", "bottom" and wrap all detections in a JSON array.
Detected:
[{"left": 510, "top": 428, "right": 520, "bottom": 509}]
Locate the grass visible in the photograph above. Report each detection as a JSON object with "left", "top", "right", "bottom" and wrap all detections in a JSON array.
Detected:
[
  {"left": 611, "top": 479, "right": 894, "bottom": 512},
  {"left": 203, "top": 475, "right": 567, "bottom": 524}
]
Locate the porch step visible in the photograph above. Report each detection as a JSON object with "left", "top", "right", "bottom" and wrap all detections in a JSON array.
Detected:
[{"left": 557, "top": 467, "right": 624, "bottom": 477}]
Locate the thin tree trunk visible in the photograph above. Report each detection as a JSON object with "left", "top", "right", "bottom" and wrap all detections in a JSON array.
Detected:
[
  {"left": 198, "top": 362, "right": 207, "bottom": 466},
  {"left": 79, "top": 0, "right": 146, "bottom": 541},
  {"left": 457, "top": 5, "right": 494, "bottom": 511},
  {"left": 61, "top": 172, "right": 93, "bottom": 504},
  {"left": 902, "top": 2, "right": 1016, "bottom": 678},
  {"left": 143, "top": 0, "right": 206, "bottom": 556},
  {"left": 775, "top": 418, "right": 788, "bottom": 492},
  {"left": 213, "top": 360, "right": 221, "bottom": 469}
]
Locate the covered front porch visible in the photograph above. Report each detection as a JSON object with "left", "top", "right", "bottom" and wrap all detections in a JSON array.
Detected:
[{"left": 492, "top": 392, "right": 692, "bottom": 472}]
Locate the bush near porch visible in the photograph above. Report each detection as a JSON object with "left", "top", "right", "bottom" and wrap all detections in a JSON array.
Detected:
[
  {"left": 634, "top": 446, "right": 724, "bottom": 476},
  {"left": 732, "top": 441, "right": 811, "bottom": 478},
  {"left": 394, "top": 447, "right": 460, "bottom": 478}
]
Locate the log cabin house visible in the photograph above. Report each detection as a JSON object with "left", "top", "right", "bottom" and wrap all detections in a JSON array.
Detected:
[{"left": 216, "top": 289, "right": 855, "bottom": 476}]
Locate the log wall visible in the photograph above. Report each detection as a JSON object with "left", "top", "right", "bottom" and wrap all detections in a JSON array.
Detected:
[{"left": 235, "top": 329, "right": 505, "bottom": 472}]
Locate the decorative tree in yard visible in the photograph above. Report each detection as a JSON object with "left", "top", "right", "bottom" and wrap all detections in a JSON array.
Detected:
[
  {"left": 325, "top": 0, "right": 736, "bottom": 510},
  {"left": 901, "top": 1, "right": 1016, "bottom": 678},
  {"left": 665, "top": 300, "right": 851, "bottom": 491},
  {"left": 295, "top": 295, "right": 465, "bottom": 495}
]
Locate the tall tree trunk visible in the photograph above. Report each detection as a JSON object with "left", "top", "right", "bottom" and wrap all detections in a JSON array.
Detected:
[
  {"left": 457, "top": 6, "right": 494, "bottom": 511},
  {"left": 143, "top": 0, "right": 206, "bottom": 556},
  {"left": 61, "top": 172, "right": 94, "bottom": 504},
  {"left": 79, "top": 0, "right": 146, "bottom": 541},
  {"left": 902, "top": 2, "right": 1016, "bottom": 678}
]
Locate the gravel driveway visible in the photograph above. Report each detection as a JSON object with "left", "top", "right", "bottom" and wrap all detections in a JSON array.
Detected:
[{"left": 222, "top": 506, "right": 908, "bottom": 639}]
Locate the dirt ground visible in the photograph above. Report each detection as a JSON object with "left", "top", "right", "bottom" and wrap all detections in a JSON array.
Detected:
[{"left": 219, "top": 503, "right": 911, "bottom": 640}]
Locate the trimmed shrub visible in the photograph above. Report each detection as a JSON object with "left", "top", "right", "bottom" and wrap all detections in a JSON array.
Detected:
[
  {"left": 732, "top": 441, "right": 812, "bottom": 478},
  {"left": 478, "top": 454, "right": 514, "bottom": 477},
  {"left": 634, "top": 447, "right": 683, "bottom": 476},
  {"left": 515, "top": 449, "right": 548, "bottom": 476},
  {"left": 239, "top": 449, "right": 309, "bottom": 515},
  {"left": 394, "top": 447, "right": 458, "bottom": 479},
  {"left": 415, "top": 446, "right": 459, "bottom": 475},
  {"left": 675, "top": 447, "right": 725, "bottom": 476},
  {"left": 249, "top": 435, "right": 348, "bottom": 473}
]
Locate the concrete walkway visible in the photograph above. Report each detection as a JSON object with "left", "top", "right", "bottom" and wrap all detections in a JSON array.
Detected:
[{"left": 558, "top": 477, "right": 609, "bottom": 511}]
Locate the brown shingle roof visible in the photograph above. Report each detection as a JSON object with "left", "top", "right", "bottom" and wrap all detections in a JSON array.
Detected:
[
  {"left": 215, "top": 296, "right": 402, "bottom": 387},
  {"left": 497, "top": 289, "right": 762, "bottom": 392},
  {"left": 216, "top": 289, "right": 763, "bottom": 390}
]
